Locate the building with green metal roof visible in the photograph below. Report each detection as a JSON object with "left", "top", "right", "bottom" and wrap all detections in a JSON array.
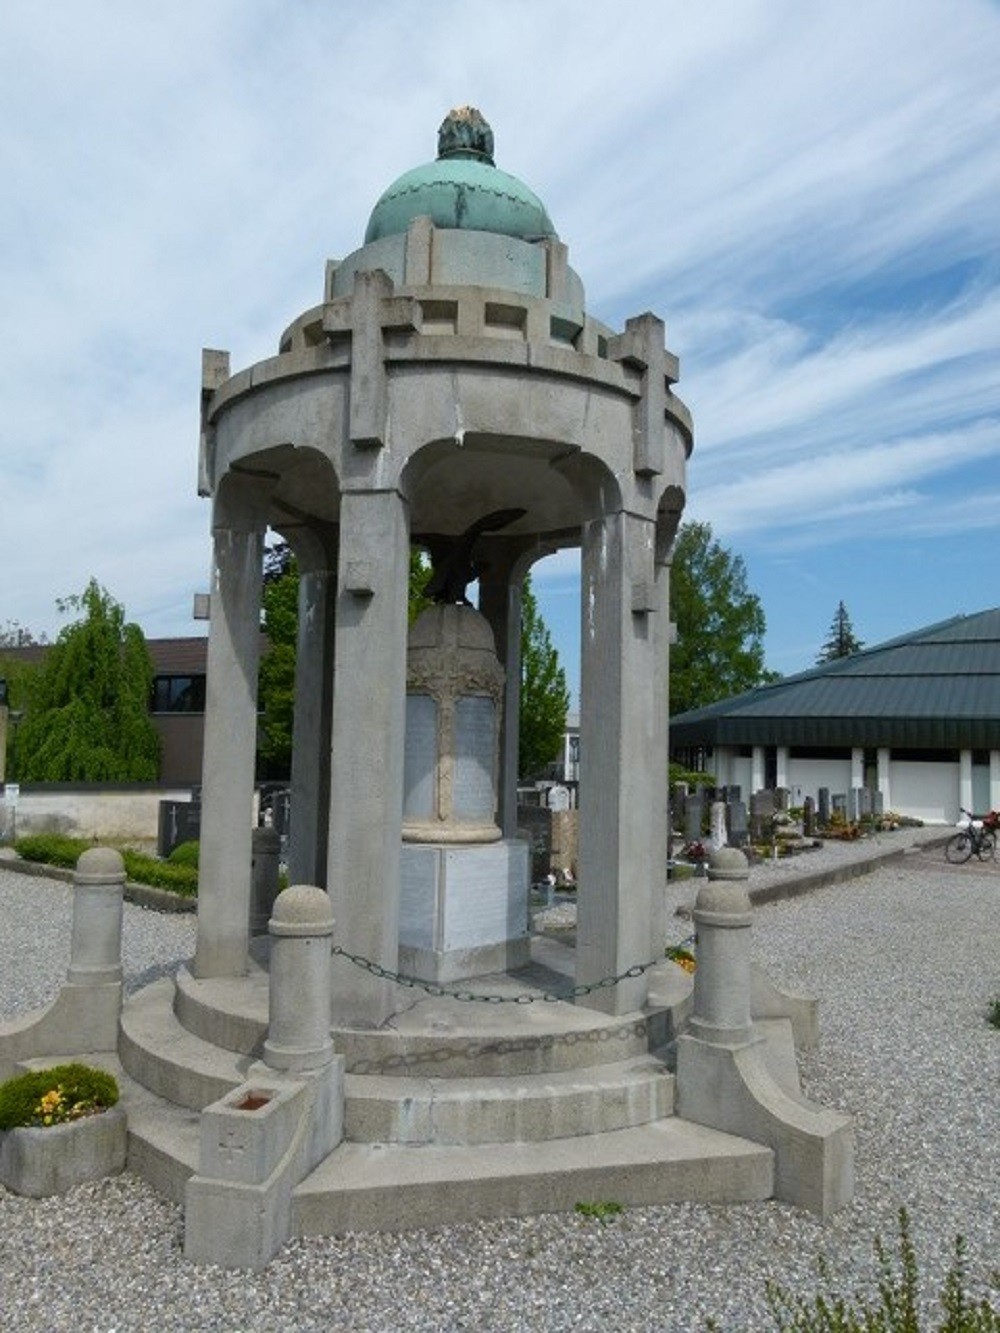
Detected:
[{"left": 670, "top": 608, "right": 1000, "bottom": 823}]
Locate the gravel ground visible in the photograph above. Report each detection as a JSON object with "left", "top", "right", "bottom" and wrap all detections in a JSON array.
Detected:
[{"left": 1, "top": 846, "right": 998, "bottom": 1332}]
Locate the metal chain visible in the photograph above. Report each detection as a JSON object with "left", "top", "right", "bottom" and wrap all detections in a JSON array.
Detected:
[{"left": 331, "top": 935, "right": 696, "bottom": 1005}]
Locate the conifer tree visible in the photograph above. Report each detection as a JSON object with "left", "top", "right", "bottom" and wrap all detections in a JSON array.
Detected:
[{"left": 816, "top": 601, "right": 864, "bottom": 663}]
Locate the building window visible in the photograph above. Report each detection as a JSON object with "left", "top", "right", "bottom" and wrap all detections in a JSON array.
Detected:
[{"left": 151, "top": 675, "right": 206, "bottom": 714}]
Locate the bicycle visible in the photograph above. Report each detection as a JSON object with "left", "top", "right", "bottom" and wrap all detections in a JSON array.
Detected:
[{"left": 944, "top": 807, "right": 999, "bottom": 864}]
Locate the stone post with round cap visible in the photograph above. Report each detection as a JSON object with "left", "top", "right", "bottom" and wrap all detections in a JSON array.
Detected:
[{"left": 264, "top": 885, "right": 335, "bottom": 1072}]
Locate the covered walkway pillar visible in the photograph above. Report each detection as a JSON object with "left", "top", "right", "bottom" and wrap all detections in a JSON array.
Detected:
[
  {"left": 576, "top": 509, "right": 658, "bottom": 1015},
  {"left": 327, "top": 488, "right": 410, "bottom": 1027},
  {"left": 193, "top": 478, "right": 268, "bottom": 979}
]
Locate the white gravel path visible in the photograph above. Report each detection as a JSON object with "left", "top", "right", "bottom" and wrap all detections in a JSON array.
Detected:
[{"left": 0, "top": 844, "right": 997, "bottom": 1332}]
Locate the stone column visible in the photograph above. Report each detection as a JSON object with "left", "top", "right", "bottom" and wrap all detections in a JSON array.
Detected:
[
  {"left": 576, "top": 509, "right": 657, "bottom": 1014},
  {"left": 284, "top": 525, "right": 337, "bottom": 887},
  {"left": 193, "top": 483, "right": 266, "bottom": 979},
  {"left": 775, "top": 745, "right": 789, "bottom": 790},
  {"left": 327, "top": 488, "right": 410, "bottom": 1026},
  {"left": 649, "top": 507, "right": 676, "bottom": 954},
  {"left": 477, "top": 542, "right": 535, "bottom": 838}
]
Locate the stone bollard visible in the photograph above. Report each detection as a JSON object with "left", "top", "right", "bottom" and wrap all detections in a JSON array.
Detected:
[
  {"left": 67, "top": 847, "right": 125, "bottom": 986},
  {"left": 263, "top": 885, "right": 335, "bottom": 1072},
  {"left": 689, "top": 880, "right": 754, "bottom": 1046},
  {"left": 249, "top": 827, "right": 282, "bottom": 936},
  {"left": 706, "top": 846, "right": 749, "bottom": 883}
]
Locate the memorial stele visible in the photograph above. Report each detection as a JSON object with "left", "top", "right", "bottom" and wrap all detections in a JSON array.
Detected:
[{"left": 0, "top": 108, "right": 853, "bottom": 1268}]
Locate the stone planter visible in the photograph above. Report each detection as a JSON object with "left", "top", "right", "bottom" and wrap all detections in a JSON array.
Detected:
[{"left": 0, "top": 1105, "right": 127, "bottom": 1197}]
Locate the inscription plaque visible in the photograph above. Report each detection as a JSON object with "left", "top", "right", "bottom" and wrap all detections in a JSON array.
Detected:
[
  {"left": 403, "top": 694, "right": 437, "bottom": 820},
  {"left": 453, "top": 695, "right": 495, "bottom": 820}
]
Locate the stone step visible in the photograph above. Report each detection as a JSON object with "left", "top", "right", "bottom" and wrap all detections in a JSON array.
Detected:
[
  {"left": 121, "top": 977, "right": 675, "bottom": 1144},
  {"left": 292, "top": 1120, "right": 775, "bottom": 1236},
  {"left": 119, "top": 977, "right": 250, "bottom": 1111},
  {"left": 173, "top": 961, "right": 666, "bottom": 1077},
  {"left": 346, "top": 1057, "right": 675, "bottom": 1144}
]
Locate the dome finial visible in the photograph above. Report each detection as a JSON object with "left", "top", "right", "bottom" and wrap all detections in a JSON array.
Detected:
[{"left": 438, "top": 106, "right": 495, "bottom": 165}]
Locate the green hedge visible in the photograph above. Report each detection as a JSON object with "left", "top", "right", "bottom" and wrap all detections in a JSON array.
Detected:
[
  {"left": 14, "top": 835, "right": 197, "bottom": 898},
  {"left": 14, "top": 834, "right": 92, "bottom": 868}
]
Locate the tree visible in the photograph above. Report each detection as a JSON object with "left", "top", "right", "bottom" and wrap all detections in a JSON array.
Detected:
[
  {"left": 519, "top": 576, "right": 570, "bottom": 779},
  {"left": 669, "top": 521, "right": 774, "bottom": 717},
  {"left": 816, "top": 601, "right": 864, "bottom": 663},
  {"left": 257, "top": 546, "right": 299, "bottom": 775},
  {"left": 14, "top": 580, "right": 160, "bottom": 781}
]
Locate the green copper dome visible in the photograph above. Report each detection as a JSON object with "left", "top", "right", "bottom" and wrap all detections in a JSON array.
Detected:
[{"left": 365, "top": 107, "right": 558, "bottom": 245}]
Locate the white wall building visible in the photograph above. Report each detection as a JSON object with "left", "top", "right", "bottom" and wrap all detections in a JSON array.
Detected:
[{"left": 670, "top": 609, "right": 1000, "bottom": 825}]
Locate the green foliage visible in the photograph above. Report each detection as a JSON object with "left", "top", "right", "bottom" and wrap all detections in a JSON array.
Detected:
[
  {"left": 763, "top": 1209, "right": 1000, "bottom": 1332},
  {"left": 574, "top": 1200, "right": 624, "bottom": 1225},
  {"left": 120, "top": 850, "right": 197, "bottom": 896},
  {"left": 167, "top": 839, "right": 200, "bottom": 869},
  {"left": 0, "top": 1063, "right": 119, "bottom": 1130},
  {"left": 817, "top": 601, "right": 865, "bottom": 664},
  {"left": 670, "top": 521, "right": 776, "bottom": 717},
  {"left": 0, "top": 653, "right": 42, "bottom": 781},
  {"left": 519, "top": 576, "right": 570, "bottom": 779},
  {"left": 258, "top": 549, "right": 299, "bottom": 776},
  {"left": 669, "top": 762, "right": 716, "bottom": 788},
  {"left": 408, "top": 547, "right": 433, "bottom": 622},
  {"left": 15, "top": 833, "right": 92, "bottom": 867},
  {"left": 987, "top": 998, "right": 1000, "bottom": 1030},
  {"left": 14, "top": 836, "right": 198, "bottom": 897},
  {"left": 14, "top": 580, "right": 160, "bottom": 781}
]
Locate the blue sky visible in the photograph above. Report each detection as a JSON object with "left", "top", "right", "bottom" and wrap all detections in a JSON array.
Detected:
[{"left": 2, "top": 1, "right": 998, "bottom": 704}]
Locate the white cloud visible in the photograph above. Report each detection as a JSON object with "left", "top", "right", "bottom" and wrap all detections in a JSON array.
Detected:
[{"left": 0, "top": 0, "right": 997, "bottom": 671}]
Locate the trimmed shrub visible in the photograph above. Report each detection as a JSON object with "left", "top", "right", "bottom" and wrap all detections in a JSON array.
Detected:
[
  {"left": 167, "top": 839, "right": 200, "bottom": 869},
  {"left": 0, "top": 1063, "right": 119, "bottom": 1130},
  {"left": 14, "top": 834, "right": 92, "bottom": 868},
  {"left": 13, "top": 836, "right": 197, "bottom": 898},
  {"left": 121, "top": 851, "right": 197, "bottom": 897}
]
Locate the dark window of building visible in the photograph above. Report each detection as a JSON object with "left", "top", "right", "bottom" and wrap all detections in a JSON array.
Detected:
[{"left": 151, "top": 675, "right": 206, "bottom": 714}]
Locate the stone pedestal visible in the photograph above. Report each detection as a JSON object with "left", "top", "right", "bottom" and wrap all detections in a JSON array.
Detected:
[
  {"left": 400, "top": 604, "right": 529, "bottom": 982},
  {"left": 399, "top": 840, "right": 530, "bottom": 982}
]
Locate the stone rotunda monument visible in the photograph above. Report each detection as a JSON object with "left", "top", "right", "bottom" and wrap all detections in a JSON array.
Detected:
[{"left": 0, "top": 108, "right": 852, "bottom": 1268}]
